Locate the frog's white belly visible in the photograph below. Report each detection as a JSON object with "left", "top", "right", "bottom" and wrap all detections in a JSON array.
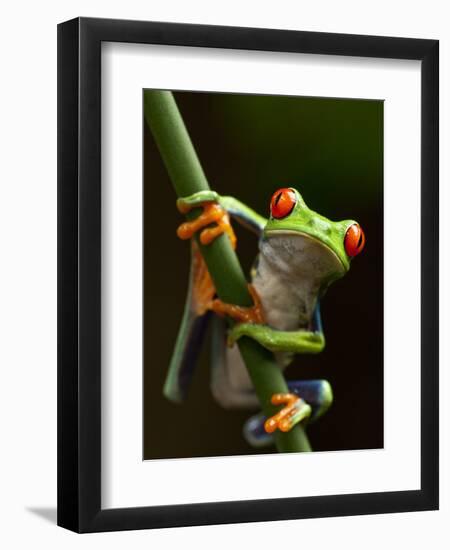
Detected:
[
  {"left": 253, "top": 249, "right": 322, "bottom": 331},
  {"left": 211, "top": 233, "right": 342, "bottom": 410}
]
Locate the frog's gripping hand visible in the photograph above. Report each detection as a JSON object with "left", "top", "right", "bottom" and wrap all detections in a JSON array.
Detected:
[
  {"left": 177, "top": 190, "right": 267, "bottom": 241},
  {"left": 176, "top": 191, "right": 237, "bottom": 248}
]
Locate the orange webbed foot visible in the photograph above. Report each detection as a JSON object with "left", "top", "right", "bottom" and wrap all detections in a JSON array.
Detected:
[
  {"left": 264, "top": 393, "right": 311, "bottom": 433},
  {"left": 177, "top": 201, "right": 236, "bottom": 248}
]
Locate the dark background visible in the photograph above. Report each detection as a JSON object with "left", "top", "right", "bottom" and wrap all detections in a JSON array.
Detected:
[{"left": 143, "top": 91, "right": 383, "bottom": 459}]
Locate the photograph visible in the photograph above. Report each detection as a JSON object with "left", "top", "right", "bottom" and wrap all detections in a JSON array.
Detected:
[{"left": 143, "top": 90, "right": 384, "bottom": 459}]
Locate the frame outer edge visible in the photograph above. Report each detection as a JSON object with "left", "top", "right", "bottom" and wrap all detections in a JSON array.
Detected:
[
  {"left": 57, "top": 17, "right": 81, "bottom": 532},
  {"left": 78, "top": 17, "right": 103, "bottom": 532},
  {"left": 420, "top": 40, "right": 439, "bottom": 509}
]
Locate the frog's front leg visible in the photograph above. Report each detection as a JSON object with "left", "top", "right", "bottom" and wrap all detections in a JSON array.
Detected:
[
  {"left": 228, "top": 323, "right": 325, "bottom": 355},
  {"left": 177, "top": 191, "right": 264, "bottom": 324}
]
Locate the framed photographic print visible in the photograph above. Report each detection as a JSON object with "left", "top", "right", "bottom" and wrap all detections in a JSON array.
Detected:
[{"left": 57, "top": 17, "right": 439, "bottom": 532}]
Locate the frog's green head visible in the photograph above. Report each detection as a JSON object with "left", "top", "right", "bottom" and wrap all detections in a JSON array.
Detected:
[{"left": 263, "top": 187, "right": 365, "bottom": 281}]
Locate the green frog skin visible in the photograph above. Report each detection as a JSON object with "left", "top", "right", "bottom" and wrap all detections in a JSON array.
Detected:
[{"left": 164, "top": 187, "right": 365, "bottom": 445}]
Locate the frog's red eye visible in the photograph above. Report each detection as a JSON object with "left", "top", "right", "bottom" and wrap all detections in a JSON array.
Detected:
[
  {"left": 344, "top": 223, "right": 365, "bottom": 257},
  {"left": 270, "top": 188, "right": 296, "bottom": 219}
]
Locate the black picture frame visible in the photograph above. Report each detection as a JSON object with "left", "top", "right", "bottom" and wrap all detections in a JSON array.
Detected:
[{"left": 57, "top": 17, "right": 439, "bottom": 533}]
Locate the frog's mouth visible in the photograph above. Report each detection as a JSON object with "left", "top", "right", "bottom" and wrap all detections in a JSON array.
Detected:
[{"left": 263, "top": 229, "right": 348, "bottom": 277}]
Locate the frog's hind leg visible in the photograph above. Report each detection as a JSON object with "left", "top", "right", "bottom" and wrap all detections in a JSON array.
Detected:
[
  {"left": 163, "top": 241, "right": 216, "bottom": 403},
  {"left": 243, "top": 379, "right": 333, "bottom": 448}
]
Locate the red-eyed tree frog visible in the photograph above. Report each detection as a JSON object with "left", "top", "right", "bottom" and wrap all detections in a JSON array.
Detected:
[{"left": 164, "top": 188, "right": 365, "bottom": 447}]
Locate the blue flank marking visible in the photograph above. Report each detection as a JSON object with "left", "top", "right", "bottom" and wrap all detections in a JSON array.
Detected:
[
  {"left": 177, "top": 311, "right": 211, "bottom": 400},
  {"left": 312, "top": 302, "right": 323, "bottom": 334}
]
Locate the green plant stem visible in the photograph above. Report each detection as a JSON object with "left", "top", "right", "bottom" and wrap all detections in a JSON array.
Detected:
[{"left": 144, "top": 90, "right": 311, "bottom": 453}]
